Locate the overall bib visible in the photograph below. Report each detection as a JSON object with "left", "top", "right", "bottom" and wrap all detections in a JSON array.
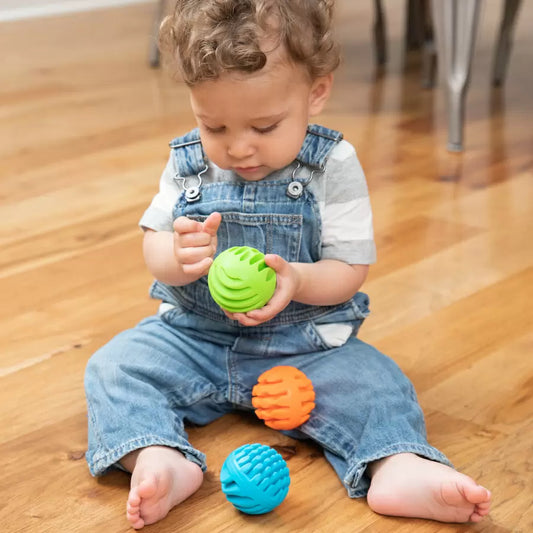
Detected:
[{"left": 85, "top": 126, "right": 451, "bottom": 497}]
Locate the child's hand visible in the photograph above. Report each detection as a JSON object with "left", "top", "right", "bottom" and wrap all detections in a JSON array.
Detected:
[
  {"left": 223, "top": 254, "right": 300, "bottom": 326},
  {"left": 173, "top": 212, "right": 221, "bottom": 279}
]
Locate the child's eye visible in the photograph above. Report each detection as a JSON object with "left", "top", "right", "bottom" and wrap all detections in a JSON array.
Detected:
[
  {"left": 204, "top": 125, "right": 225, "bottom": 134},
  {"left": 254, "top": 123, "right": 279, "bottom": 134}
]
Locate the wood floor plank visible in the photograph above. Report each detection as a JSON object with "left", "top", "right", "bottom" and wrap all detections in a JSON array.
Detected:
[
  {"left": 372, "top": 268, "right": 531, "bottom": 391},
  {"left": 371, "top": 214, "right": 482, "bottom": 279},
  {"left": 364, "top": 227, "right": 532, "bottom": 344},
  {"left": 421, "top": 331, "right": 533, "bottom": 429},
  {"left": 0, "top": 205, "right": 143, "bottom": 278}
]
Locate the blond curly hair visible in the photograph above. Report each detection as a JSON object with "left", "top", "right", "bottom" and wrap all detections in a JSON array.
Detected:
[{"left": 159, "top": 0, "right": 340, "bottom": 85}]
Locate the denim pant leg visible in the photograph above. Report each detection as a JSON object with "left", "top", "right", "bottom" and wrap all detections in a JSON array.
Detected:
[
  {"left": 84, "top": 314, "right": 233, "bottom": 476},
  {"left": 299, "top": 338, "right": 452, "bottom": 497},
  {"left": 233, "top": 333, "right": 452, "bottom": 498}
]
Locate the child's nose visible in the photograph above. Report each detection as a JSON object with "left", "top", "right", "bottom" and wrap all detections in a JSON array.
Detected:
[{"left": 227, "top": 136, "right": 254, "bottom": 160}]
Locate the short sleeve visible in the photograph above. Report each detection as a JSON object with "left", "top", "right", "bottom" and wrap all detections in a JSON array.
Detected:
[
  {"left": 318, "top": 140, "right": 376, "bottom": 264},
  {"left": 138, "top": 155, "right": 180, "bottom": 232}
]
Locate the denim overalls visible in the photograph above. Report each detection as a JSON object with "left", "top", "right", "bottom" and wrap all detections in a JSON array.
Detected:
[{"left": 84, "top": 125, "right": 451, "bottom": 497}]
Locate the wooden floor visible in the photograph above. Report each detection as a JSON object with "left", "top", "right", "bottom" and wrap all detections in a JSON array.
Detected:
[{"left": 1, "top": 1, "right": 532, "bottom": 532}]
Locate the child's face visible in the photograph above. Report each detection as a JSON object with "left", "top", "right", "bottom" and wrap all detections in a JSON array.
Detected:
[{"left": 189, "top": 57, "right": 332, "bottom": 181}]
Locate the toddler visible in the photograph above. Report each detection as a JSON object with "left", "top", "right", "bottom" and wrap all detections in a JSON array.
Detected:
[{"left": 84, "top": 0, "right": 491, "bottom": 529}]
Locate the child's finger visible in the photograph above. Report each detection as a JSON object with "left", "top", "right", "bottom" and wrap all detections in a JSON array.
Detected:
[
  {"left": 222, "top": 310, "right": 236, "bottom": 321},
  {"left": 176, "top": 245, "right": 215, "bottom": 265},
  {"left": 243, "top": 307, "right": 275, "bottom": 325},
  {"left": 174, "top": 216, "right": 203, "bottom": 234},
  {"left": 177, "top": 231, "right": 212, "bottom": 248},
  {"left": 181, "top": 257, "right": 213, "bottom": 277},
  {"left": 232, "top": 313, "right": 262, "bottom": 327},
  {"left": 246, "top": 289, "right": 290, "bottom": 321},
  {"left": 202, "top": 212, "right": 222, "bottom": 236}
]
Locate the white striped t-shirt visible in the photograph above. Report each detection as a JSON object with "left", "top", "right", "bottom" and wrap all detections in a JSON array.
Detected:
[{"left": 139, "top": 139, "right": 376, "bottom": 265}]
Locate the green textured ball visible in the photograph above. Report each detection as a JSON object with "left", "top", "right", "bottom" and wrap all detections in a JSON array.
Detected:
[{"left": 208, "top": 246, "right": 277, "bottom": 313}]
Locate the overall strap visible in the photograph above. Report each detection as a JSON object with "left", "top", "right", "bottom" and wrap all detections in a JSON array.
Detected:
[
  {"left": 167, "top": 125, "right": 343, "bottom": 201},
  {"left": 169, "top": 124, "right": 342, "bottom": 175},
  {"left": 296, "top": 124, "right": 343, "bottom": 170},
  {"left": 168, "top": 128, "right": 207, "bottom": 177}
]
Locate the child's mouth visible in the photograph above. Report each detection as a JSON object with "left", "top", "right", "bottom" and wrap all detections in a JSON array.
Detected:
[
  {"left": 234, "top": 166, "right": 263, "bottom": 177},
  {"left": 235, "top": 166, "right": 260, "bottom": 173}
]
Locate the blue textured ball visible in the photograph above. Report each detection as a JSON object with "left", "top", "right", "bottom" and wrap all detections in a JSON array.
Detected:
[{"left": 220, "top": 443, "right": 290, "bottom": 514}]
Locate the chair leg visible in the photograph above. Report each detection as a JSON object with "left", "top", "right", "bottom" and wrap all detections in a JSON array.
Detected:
[
  {"left": 149, "top": 0, "right": 166, "bottom": 68},
  {"left": 431, "top": 0, "right": 482, "bottom": 152},
  {"left": 374, "top": 0, "right": 387, "bottom": 65},
  {"left": 419, "top": 0, "right": 436, "bottom": 88},
  {"left": 492, "top": 0, "right": 522, "bottom": 86},
  {"left": 421, "top": 36, "right": 437, "bottom": 89},
  {"left": 405, "top": 0, "right": 425, "bottom": 51}
]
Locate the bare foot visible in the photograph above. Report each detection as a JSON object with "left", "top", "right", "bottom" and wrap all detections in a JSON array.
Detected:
[
  {"left": 367, "top": 453, "right": 491, "bottom": 523},
  {"left": 121, "top": 446, "right": 203, "bottom": 529}
]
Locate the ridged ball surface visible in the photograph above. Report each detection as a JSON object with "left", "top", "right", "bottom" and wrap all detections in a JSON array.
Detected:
[
  {"left": 220, "top": 443, "right": 290, "bottom": 515},
  {"left": 252, "top": 366, "right": 316, "bottom": 430},
  {"left": 208, "top": 246, "right": 276, "bottom": 313}
]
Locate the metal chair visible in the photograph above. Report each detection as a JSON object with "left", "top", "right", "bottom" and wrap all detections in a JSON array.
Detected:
[
  {"left": 430, "top": 0, "right": 522, "bottom": 151},
  {"left": 148, "top": 0, "right": 523, "bottom": 151}
]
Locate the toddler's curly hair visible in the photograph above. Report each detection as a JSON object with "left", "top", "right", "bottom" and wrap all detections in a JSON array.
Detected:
[{"left": 159, "top": 0, "right": 340, "bottom": 85}]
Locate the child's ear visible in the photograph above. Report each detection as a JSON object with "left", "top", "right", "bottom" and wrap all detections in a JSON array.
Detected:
[{"left": 309, "top": 73, "right": 334, "bottom": 116}]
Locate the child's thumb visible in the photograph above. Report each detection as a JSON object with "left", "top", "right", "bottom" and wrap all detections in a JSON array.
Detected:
[
  {"left": 264, "top": 253, "right": 285, "bottom": 273},
  {"left": 203, "top": 212, "right": 222, "bottom": 236}
]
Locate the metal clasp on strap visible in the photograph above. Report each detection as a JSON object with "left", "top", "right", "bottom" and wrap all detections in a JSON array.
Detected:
[
  {"left": 174, "top": 164, "right": 209, "bottom": 203},
  {"left": 286, "top": 163, "right": 324, "bottom": 199}
]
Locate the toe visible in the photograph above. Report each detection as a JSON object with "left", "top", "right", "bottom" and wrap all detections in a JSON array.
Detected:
[
  {"left": 127, "top": 488, "right": 141, "bottom": 507},
  {"left": 476, "top": 501, "right": 491, "bottom": 516},
  {"left": 477, "top": 499, "right": 491, "bottom": 510},
  {"left": 465, "top": 484, "right": 491, "bottom": 504},
  {"left": 130, "top": 518, "right": 145, "bottom": 530},
  {"left": 136, "top": 477, "right": 158, "bottom": 499},
  {"left": 127, "top": 510, "right": 145, "bottom": 530}
]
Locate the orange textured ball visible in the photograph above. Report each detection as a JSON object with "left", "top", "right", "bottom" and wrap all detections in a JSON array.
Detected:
[{"left": 252, "top": 366, "right": 315, "bottom": 430}]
